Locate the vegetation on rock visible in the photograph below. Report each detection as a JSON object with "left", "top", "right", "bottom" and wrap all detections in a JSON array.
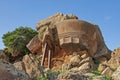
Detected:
[{"left": 2, "top": 26, "right": 37, "bottom": 56}]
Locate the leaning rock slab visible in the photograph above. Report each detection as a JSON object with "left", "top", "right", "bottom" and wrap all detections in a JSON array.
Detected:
[
  {"left": 27, "top": 35, "right": 42, "bottom": 54},
  {"left": 22, "top": 54, "right": 44, "bottom": 79},
  {"left": 101, "top": 67, "right": 113, "bottom": 76}
]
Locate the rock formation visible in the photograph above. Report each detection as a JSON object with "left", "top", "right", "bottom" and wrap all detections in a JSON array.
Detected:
[
  {"left": 0, "top": 61, "right": 29, "bottom": 80},
  {"left": 55, "top": 19, "right": 110, "bottom": 58},
  {"left": 0, "top": 50, "right": 9, "bottom": 61},
  {"left": 36, "top": 13, "right": 78, "bottom": 30},
  {"left": 112, "top": 66, "right": 120, "bottom": 80},
  {"left": 13, "top": 54, "right": 45, "bottom": 79},
  {"left": 2, "top": 13, "right": 120, "bottom": 80},
  {"left": 107, "top": 47, "right": 120, "bottom": 69},
  {"left": 27, "top": 13, "right": 111, "bottom": 69}
]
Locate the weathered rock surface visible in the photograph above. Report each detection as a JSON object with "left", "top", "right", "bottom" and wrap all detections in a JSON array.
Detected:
[
  {"left": 56, "top": 19, "right": 111, "bottom": 58},
  {"left": 36, "top": 13, "right": 78, "bottom": 30},
  {"left": 27, "top": 35, "right": 42, "bottom": 54},
  {"left": 101, "top": 67, "right": 113, "bottom": 76},
  {"left": 22, "top": 54, "right": 44, "bottom": 79},
  {"left": 112, "top": 66, "right": 120, "bottom": 80},
  {"left": 0, "top": 50, "right": 9, "bottom": 61},
  {"left": 107, "top": 47, "right": 120, "bottom": 69},
  {"left": 70, "top": 54, "right": 82, "bottom": 63},
  {"left": 57, "top": 71, "right": 88, "bottom": 80},
  {"left": 92, "top": 75, "right": 110, "bottom": 80},
  {"left": 13, "top": 61, "right": 26, "bottom": 71},
  {"left": 0, "top": 61, "right": 29, "bottom": 80},
  {"left": 25, "top": 13, "right": 114, "bottom": 79},
  {"left": 28, "top": 13, "right": 110, "bottom": 59},
  {"left": 63, "top": 55, "right": 95, "bottom": 73},
  {"left": 78, "top": 57, "right": 95, "bottom": 72},
  {"left": 98, "top": 63, "right": 107, "bottom": 72}
]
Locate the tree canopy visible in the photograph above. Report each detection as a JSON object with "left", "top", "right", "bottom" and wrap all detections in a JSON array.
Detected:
[{"left": 2, "top": 26, "right": 37, "bottom": 56}]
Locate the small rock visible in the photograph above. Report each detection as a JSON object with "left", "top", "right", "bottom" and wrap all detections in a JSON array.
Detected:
[
  {"left": 70, "top": 55, "right": 82, "bottom": 63},
  {"left": 13, "top": 61, "right": 25, "bottom": 71},
  {"left": 68, "top": 55, "right": 82, "bottom": 69},
  {"left": 78, "top": 57, "right": 95, "bottom": 72},
  {"left": 81, "top": 53, "right": 88, "bottom": 59},
  {"left": 98, "top": 63, "right": 107, "bottom": 72},
  {"left": 78, "top": 62, "right": 91, "bottom": 72},
  {"left": 93, "top": 75, "right": 107, "bottom": 80},
  {"left": 79, "top": 57, "right": 94, "bottom": 67},
  {"left": 101, "top": 67, "right": 113, "bottom": 76},
  {"left": 70, "top": 67, "right": 79, "bottom": 72},
  {"left": 57, "top": 71, "right": 88, "bottom": 80},
  {"left": 99, "top": 57, "right": 107, "bottom": 63},
  {"left": 62, "top": 63, "right": 69, "bottom": 71},
  {"left": 84, "top": 73, "right": 95, "bottom": 77}
]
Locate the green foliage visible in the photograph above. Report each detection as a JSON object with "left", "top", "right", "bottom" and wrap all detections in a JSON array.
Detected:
[
  {"left": 92, "top": 70, "right": 101, "bottom": 76},
  {"left": 59, "top": 70, "right": 67, "bottom": 74},
  {"left": 89, "top": 75, "right": 95, "bottom": 80},
  {"left": 36, "top": 77, "right": 48, "bottom": 80},
  {"left": 2, "top": 26, "right": 37, "bottom": 55},
  {"left": 94, "top": 60, "right": 100, "bottom": 64},
  {"left": 90, "top": 70, "right": 112, "bottom": 80},
  {"left": 104, "top": 75, "right": 112, "bottom": 80},
  {"left": 45, "top": 70, "right": 59, "bottom": 75}
]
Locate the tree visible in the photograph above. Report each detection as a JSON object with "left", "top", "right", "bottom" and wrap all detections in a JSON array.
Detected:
[{"left": 2, "top": 26, "right": 37, "bottom": 56}]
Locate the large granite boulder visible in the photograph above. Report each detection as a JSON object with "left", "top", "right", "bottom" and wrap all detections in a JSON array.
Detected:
[
  {"left": 28, "top": 13, "right": 110, "bottom": 59},
  {"left": 27, "top": 13, "right": 78, "bottom": 54},
  {"left": 55, "top": 19, "right": 110, "bottom": 58},
  {"left": 0, "top": 61, "right": 29, "bottom": 80}
]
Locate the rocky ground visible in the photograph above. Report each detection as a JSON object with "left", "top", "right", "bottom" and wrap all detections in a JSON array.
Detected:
[{"left": 0, "top": 47, "right": 120, "bottom": 80}]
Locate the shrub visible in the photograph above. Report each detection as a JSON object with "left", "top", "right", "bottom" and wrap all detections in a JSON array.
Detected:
[
  {"left": 36, "top": 77, "right": 48, "bottom": 80},
  {"left": 105, "top": 75, "right": 112, "bottom": 80},
  {"left": 92, "top": 70, "right": 101, "bottom": 76},
  {"left": 2, "top": 26, "right": 37, "bottom": 56}
]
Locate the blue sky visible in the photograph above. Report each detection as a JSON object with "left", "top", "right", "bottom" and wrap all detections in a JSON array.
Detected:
[{"left": 0, "top": 0, "right": 120, "bottom": 50}]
